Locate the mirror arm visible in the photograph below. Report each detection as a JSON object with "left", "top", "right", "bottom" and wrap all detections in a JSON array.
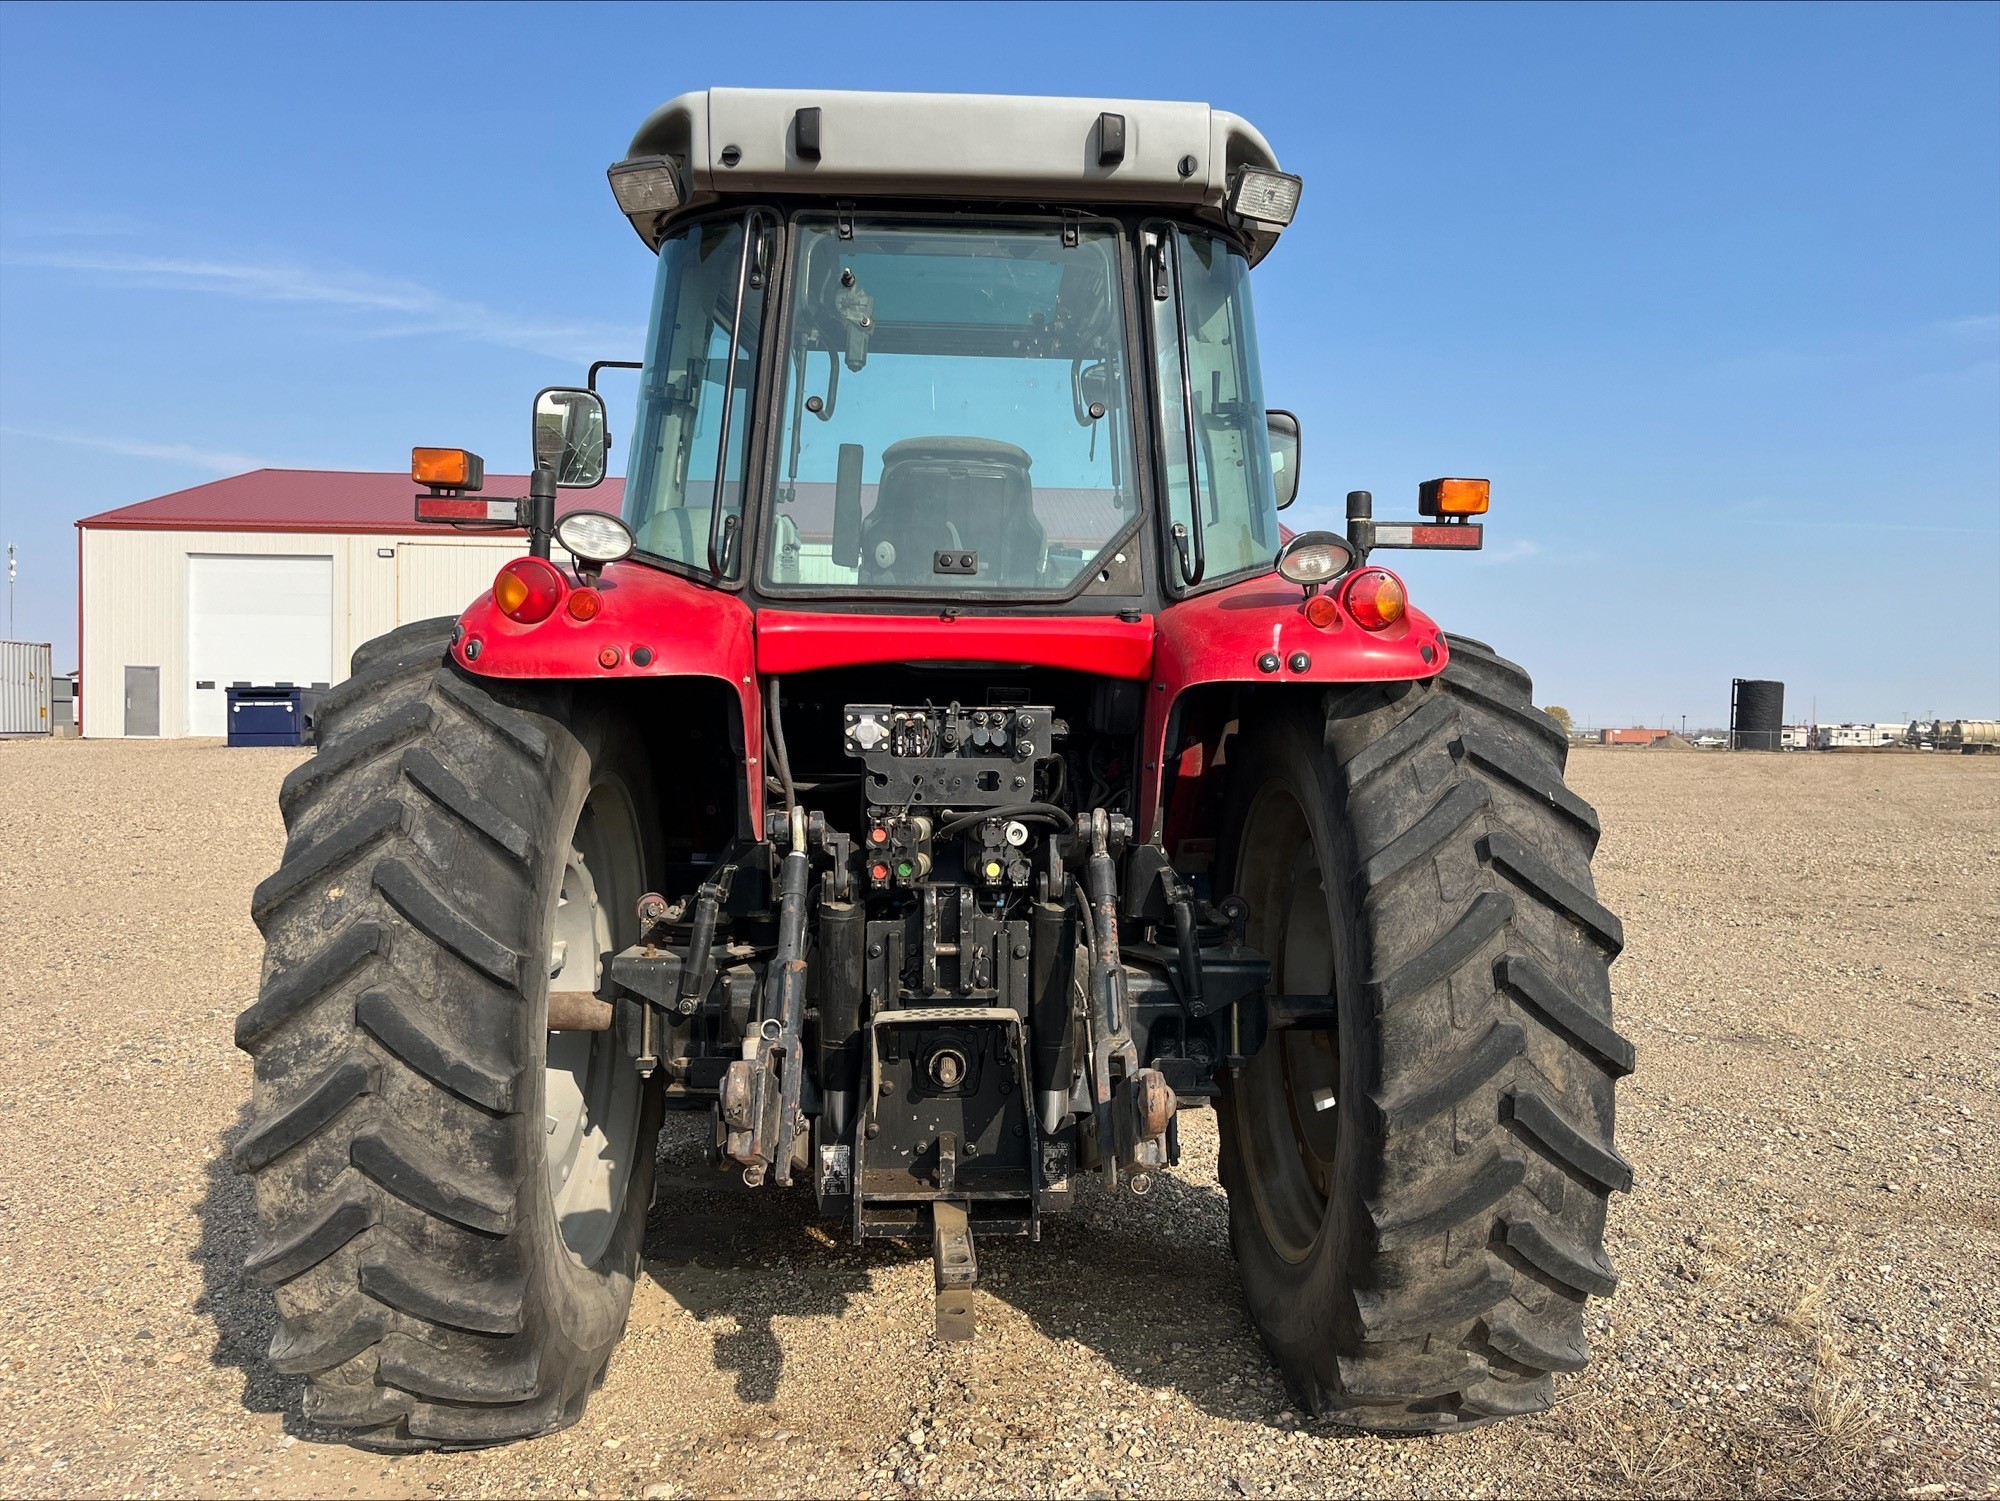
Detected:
[
  {"left": 1345, "top": 490, "right": 1374, "bottom": 564},
  {"left": 526, "top": 465, "right": 557, "bottom": 560},
  {"left": 587, "top": 359, "right": 642, "bottom": 393}
]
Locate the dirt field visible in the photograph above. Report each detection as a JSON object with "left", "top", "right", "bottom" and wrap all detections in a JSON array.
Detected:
[{"left": 0, "top": 737, "right": 1994, "bottom": 1500}]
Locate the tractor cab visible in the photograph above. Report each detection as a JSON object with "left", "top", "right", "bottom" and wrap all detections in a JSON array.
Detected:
[{"left": 602, "top": 90, "right": 1301, "bottom": 613}]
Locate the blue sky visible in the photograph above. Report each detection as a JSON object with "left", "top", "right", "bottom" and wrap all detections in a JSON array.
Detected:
[{"left": 1, "top": 1, "right": 1994, "bottom": 727}]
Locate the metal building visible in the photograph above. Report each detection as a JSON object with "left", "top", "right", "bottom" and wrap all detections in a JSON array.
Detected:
[{"left": 76, "top": 469, "right": 621, "bottom": 738}]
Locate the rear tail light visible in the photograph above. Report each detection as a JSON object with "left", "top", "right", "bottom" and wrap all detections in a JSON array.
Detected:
[
  {"left": 1304, "top": 593, "right": 1339, "bottom": 629},
  {"left": 1342, "top": 568, "right": 1406, "bottom": 631},
  {"left": 566, "top": 587, "right": 602, "bottom": 621},
  {"left": 493, "top": 556, "right": 565, "bottom": 624}
]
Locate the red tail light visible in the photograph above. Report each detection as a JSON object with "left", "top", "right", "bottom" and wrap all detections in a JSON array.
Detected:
[
  {"left": 1342, "top": 568, "right": 1407, "bottom": 631},
  {"left": 566, "top": 586, "right": 602, "bottom": 621},
  {"left": 493, "top": 556, "right": 565, "bottom": 624}
]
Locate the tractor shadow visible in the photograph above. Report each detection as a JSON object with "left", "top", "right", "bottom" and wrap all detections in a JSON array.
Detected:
[
  {"left": 201, "top": 1104, "right": 1293, "bottom": 1430},
  {"left": 643, "top": 1111, "right": 1297, "bottom": 1426},
  {"left": 980, "top": 1164, "right": 1295, "bottom": 1422},
  {"left": 191, "top": 1105, "right": 313, "bottom": 1433},
  {"left": 641, "top": 1113, "right": 880, "bottom": 1404}
]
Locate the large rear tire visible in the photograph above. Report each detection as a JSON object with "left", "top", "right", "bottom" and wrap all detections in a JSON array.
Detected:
[
  {"left": 1216, "top": 635, "right": 1633, "bottom": 1431},
  {"left": 235, "top": 618, "right": 662, "bottom": 1449}
]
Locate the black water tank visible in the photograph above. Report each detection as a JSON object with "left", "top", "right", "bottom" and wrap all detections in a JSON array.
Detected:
[{"left": 1731, "top": 679, "right": 1785, "bottom": 751}]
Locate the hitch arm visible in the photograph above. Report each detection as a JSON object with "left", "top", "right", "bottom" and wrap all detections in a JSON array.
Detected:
[
  {"left": 1077, "top": 811, "right": 1174, "bottom": 1190},
  {"left": 721, "top": 813, "right": 813, "bottom": 1185}
]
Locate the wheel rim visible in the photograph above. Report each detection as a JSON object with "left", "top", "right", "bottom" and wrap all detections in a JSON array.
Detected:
[
  {"left": 543, "top": 776, "right": 646, "bottom": 1267},
  {"left": 1230, "top": 780, "right": 1342, "bottom": 1265}
]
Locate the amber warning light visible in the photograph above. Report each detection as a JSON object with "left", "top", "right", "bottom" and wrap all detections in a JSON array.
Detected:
[
  {"left": 412, "top": 447, "right": 485, "bottom": 491},
  {"left": 1418, "top": 478, "right": 1490, "bottom": 517}
]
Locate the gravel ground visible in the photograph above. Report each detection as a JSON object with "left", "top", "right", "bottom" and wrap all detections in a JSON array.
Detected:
[{"left": 0, "top": 736, "right": 1994, "bottom": 1500}]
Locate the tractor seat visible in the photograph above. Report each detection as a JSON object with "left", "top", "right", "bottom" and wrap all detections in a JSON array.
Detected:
[{"left": 858, "top": 437, "right": 1045, "bottom": 587}]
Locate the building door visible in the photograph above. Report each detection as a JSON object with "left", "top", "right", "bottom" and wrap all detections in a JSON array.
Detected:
[
  {"left": 124, "top": 665, "right": 160, "bottom": 737},
  {"left": 187, "top": 554, "right": 334, "bottom": 737},
  {"left": 395, "top": 541, "right": 528, "bottom": 623}
]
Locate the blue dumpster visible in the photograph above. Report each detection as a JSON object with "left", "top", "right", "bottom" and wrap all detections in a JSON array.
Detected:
[{"left": 227, "top": 683, "right": 321, "bottom": 747}]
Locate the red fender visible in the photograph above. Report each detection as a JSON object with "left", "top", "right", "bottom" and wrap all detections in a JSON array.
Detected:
[
  {"left": 1138, "top": 573, "right": 1448, "bottom": 842},
  {"left": 451, "top": 561, "right": 764, "bottom": 822},
  {"left": 454, "top": 557, "right": 1444, "bottom": 848}
]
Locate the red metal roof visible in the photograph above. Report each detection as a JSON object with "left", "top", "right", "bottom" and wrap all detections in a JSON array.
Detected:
[{"left": 76, "top": 468, "right": 626, "bottom": 535}]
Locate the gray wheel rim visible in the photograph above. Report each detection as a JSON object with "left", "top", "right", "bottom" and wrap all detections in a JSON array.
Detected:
[
  {"left": 543, "top": 776, "right": 645, "bottom": 1267},
  {"left": 1231, "top": 780, "right": 1342, "bottom": 1265}
]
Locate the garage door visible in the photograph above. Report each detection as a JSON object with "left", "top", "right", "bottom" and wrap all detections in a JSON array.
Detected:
[{"left": 187, "top": 554, "right": 334, "bottom": 737}]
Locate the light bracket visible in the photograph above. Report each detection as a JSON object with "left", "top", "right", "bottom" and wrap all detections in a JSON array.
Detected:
[
  {"left": 1368, "top": 521, "right": 1484, "bottom": 550},
  {"left": 415, "top": 495, "right": 525, "bottom": 526}
]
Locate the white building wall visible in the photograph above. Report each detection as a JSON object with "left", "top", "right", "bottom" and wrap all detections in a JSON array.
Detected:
[{"left": 80, "top": 528, "right": 535, "bottom": 737}]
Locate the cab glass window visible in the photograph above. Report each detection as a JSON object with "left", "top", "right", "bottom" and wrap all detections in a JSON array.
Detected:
[
  {"left": 1150, "top": 227, "right": 1280, "bottom": 587},
  {"left": 623, "top": 214, "right": 773, "bottom": 575},
  {"left": 761, "top": 218, "right": 1136, "bottom": 594}
]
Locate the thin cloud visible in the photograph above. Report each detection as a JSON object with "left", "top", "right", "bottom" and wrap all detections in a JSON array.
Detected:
[
  {"left": 1934, "top": 313, "right": 2000, "bottom": 341},
  {"left": 0, "top": 210, "right": 152, "bottom": 239},
  {"left": 1476, "top": 538, "right": 1544, "bottom": 566},
  {"left": 0, "top": 424, "right": 277, "bottom": 475},
  {"left": 1738, "top": 516, "right": 2000, "bottom": 537},
  {"left": 0, "top": 249, "right": 641, "bottom": 363}
]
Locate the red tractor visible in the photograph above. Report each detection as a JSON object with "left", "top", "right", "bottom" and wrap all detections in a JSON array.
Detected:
[{"left": 237, "top": 88, "right": 1630, "bottom": 1449}]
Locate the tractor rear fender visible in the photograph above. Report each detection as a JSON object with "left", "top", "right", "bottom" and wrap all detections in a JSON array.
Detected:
[
  {"left": 450, "top": 561, "right": 763, "bottom": 825},
  {"left": 1140, "top": 574, "right": 1448, "bottom": 846}
]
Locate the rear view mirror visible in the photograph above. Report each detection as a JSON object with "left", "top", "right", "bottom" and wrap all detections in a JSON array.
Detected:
[
  {"left": 1267, "top": 410, "right": 1301, "bottom": 510},
  {"left": 533, "top": 387, "right": 608, "bottom": 488}
]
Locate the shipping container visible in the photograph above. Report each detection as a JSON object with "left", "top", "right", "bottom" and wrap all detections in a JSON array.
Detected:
[{"left": 1, "top": 640, "right": 54, "bottom": 736}]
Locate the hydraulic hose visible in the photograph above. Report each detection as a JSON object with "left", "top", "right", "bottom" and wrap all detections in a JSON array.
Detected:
[
  {"left": 766, "top": 678, "right": 798, "bottom": 817},
  {"left": 935, "top": 802, "right": 1073, "bottom": 839}
]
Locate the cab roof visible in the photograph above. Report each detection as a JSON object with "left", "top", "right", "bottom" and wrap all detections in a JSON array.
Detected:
[{"left": 620, "top": 87, "right": 1291, "bottom": 261}]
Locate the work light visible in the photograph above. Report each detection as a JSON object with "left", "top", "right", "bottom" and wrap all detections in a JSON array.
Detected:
[
  {"left": 1276, "top": 530, "right": 1354, "bottom": 588},
  {"left": 1228, "top": 168, "right": 1304, "bottom": 227},
  {"left": 606, "top": 156, "right": 682, "bottom": 223},
  {"left": 555, "top": 510, "right": 636, "bottom": 565}
]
